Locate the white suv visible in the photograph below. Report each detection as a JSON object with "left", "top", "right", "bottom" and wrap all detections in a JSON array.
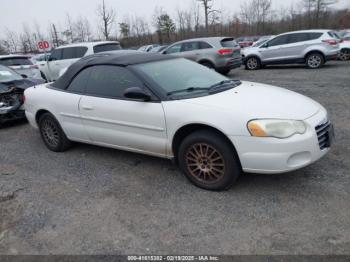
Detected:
[
  {"left": 243, "top": 30, "right": 340, "bottom": 70},
  {"left": 38, "top": 41, "right": 121, "bottom": 82}
]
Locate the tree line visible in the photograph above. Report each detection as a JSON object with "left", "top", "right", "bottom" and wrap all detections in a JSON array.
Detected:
[{"left": 0, "top": 0, "right": 349, "bottom": 55}]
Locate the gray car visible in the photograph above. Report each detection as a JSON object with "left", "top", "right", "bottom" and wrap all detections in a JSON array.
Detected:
[
  {"left": 162, "top": 37, "right": 242, "bottom": 75},
  {"left": 242, "top": 30, "right": 340, "bottom": 70}
]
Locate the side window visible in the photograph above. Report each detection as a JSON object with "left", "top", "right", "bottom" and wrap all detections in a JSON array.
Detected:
[
  {"left": 200, "top": 42, "right": 212, "bottom": 49},
  {"left": 50, "top": 49, "right": 63, "bottom": 61},
  {"left": 165, "top": 44, "right": 182, "bottom": 54},
  {"left": 267, "top": 35, "right": 289, "bottom": 47},
  {"left": 62, "top": 47, "right": 88, "bottom": 60},
  {"left": 93, "top": 44, "right": 121, "bottom": 53},
  {"left": 309, "top": 33, "right": 322, "bottom": 40},
  {"left": 85, "top": 65, "right": 143, "bottom": 99},
  {"left": 287, "top": 33, "right": 309, "bottom": 44},
  {"left": 67, "top": 67, "right": 92, "bottom": 93},
  {"left": 181, "top": 42, "right": 200, "bottom": 52}
]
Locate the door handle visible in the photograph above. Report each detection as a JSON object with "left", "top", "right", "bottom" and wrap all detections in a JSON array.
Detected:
[{"left": 81, "top": 105, "right": 94, "bottom": 111}]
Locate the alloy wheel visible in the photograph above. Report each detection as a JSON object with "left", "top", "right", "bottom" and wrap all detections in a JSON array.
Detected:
[
  {"left": 41, "top": 118, "right": 60, "bottom": 147},
  {"left": 307, "top": 55, "right": 322, "bottom": 68},
  {"left": 339, "top": 50, "right": 350, "bottom": 61},
  {"left": 185, "top": 143, "right": 225, "bottom": 184},
  {"left": 247, "top": 58, "right": 258, "bottom": 70}
]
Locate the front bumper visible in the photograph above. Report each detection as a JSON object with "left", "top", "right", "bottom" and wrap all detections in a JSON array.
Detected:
[{"left": 230, "top": 109, "right": 332, "bottom": 174}]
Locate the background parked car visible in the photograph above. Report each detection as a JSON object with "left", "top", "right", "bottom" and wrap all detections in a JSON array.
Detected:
[
  {"left": 0, "top": 55, "right": 42, "bottom": 79},
  {"left": 329, "top": 31, "right": 350, "bottom": 61},
  {"left": 236, "top": 36, "right": 259, "bottom": 48},
  {"left": 243, "top": 30, "right": 340, "bottom": 70},
  {"left": 0, "top": 65, "right": 45, "bottom": 124},
  {"left": 137, "top": 44, "right": 160, "bottom": 52},
  {"left": 162, "top": 37, "right": 242, "bottom": 75},
  {"left": 38, "top": 41, "right": 121, "bottom": 82}
]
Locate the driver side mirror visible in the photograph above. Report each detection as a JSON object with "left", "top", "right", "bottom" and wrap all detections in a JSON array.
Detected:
[
  {"left": 261, "top": 43, "right": 269, "bottom": 48},
  {"left": 124, "top": 87, "right": 151, "bottom": 101},
  {"left": 21, "top": 74, "right": 28, "bottom": 78}
]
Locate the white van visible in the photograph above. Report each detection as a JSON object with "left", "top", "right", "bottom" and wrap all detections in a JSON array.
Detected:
[{"left": 38, "top": 41, "right": 121, "bottom": 82}]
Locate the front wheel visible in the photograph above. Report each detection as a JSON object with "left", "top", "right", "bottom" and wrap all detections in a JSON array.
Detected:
[
  {"left": 306, "top": 53, "right": 324, "bottom": 69},
  {"left": 38, "top": 112, "right": 72, "bottom": 152},
  {"left": 245, "top": 57, "right": 261, "bottom": 70},
  {"left": 339, "top": 49, "right": 350, "bottom": 61},
  {"left": 178, "top": 130, "right": 241, "bottom": 191}
]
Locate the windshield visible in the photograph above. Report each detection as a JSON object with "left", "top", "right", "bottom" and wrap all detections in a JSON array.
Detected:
[
  {"left": 0, "top": 65, "right": 23, "bottom": 83},
  {"left": 134, "top": 58, "right": 240, "bottom": 99}
]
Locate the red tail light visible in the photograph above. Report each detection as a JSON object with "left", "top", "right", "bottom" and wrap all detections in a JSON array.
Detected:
[
  {"left": 218, "top": 48, "right": 233, "bottom": 55},
  {"left": 20, "top": 94, "right": 25, "bottom": 103},
  {"left": 322, "top": 39, "right": 337, "bottom": 45}
]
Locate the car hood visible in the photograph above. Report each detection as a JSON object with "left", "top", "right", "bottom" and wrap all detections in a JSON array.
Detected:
[
  {"left": 0, "top": 78, "right": 45, "bottom": 93},
  {"left": 180, "top": 81, "right": 321, "bottom": 120}
]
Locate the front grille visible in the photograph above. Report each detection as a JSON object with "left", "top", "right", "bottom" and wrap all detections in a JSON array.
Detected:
[{"left": 315, "top": 121, "right": 331, "bottom": 150}]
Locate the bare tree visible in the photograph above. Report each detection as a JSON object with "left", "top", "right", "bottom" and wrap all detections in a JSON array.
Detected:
[
  {"left": 197, "top": 0, "right": 218, "bottom": 33},
  {"left": 4, "top": 29, "right": 19, "bottom": 53},
  {"left": 97, "top": 0, "right": 116, "bottom": 40},
  {"left": 74, "top": 16, "right": 92, "bottom": 42}
]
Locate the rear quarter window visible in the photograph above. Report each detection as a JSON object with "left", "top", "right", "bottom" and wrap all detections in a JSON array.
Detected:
[
  {"left": 93, "top": 43, "right": 122, "bottom": 53},
  {"left": 0, "top": 57, "right": 33, "bottom": 66},
  {"left": 308, "top": 33, "right": 323, "bottom": 40},
  {"left": 221, "top": 38, "right": 239, "bottom": 48}
]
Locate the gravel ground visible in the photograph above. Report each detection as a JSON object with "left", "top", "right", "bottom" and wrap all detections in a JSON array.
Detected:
[{"left": 0, "top": 61, "right": 349, "bottom": 255}]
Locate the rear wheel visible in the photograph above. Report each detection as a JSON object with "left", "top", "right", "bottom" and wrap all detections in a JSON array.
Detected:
[
  {"left": 306, "top": 53, "right": 324, "bottom": 69},
  {"left": 178, "top": 130, "right": 241, "bottom": 191},
  {"left": 38, "top": 113, "right": 72, "bottom": 152},
  {"left": 217, "top": 68, "right": 231, "bottom": 75},
  {"left": 339, "top": 49, "right": 350, "bottom": 61},
  {"left": 200, "top": 61, "right": 215, "bottom": 70},
  {"left": 245, "top": 57, "right": 261, "bottom": 70}
]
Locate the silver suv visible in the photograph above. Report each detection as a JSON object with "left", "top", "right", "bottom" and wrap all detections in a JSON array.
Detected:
[
  {"left": 242, "top": 30, "right": 340, "bottom": 70},
  {"left": 162, "top": 37, "right": 242, "bottom": 75}
]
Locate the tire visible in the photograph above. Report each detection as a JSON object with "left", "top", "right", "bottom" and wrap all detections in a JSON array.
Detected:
[
  {"left": 38, "top": 112, "right": 72, "bottom": 152},
  {"left": 178, "top": 130, "right": 241, "bottom": 191},
  {"left": 200, "top": 62, "right": 215, "bottom": 70},
  {"left": 217, "top": 68, "right": 231, "bottom": 75},
  {"left": 245, "top": 57, "right": 261, "bottom": 70},
  {"left": 306, "top": 52, "right": 324, "bottom": 69},
  {"left": 339, "top": 49, "right": 350, "bottom": 61}
]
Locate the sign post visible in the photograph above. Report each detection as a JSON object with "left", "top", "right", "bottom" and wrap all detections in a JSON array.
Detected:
[{"left": 37, "top": 41, "right": 51, "bottom": 61}]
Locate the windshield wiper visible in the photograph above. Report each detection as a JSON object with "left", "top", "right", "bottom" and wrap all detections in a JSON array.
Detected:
[
  {"left": 209, "top": 79, "right": 241, "bottom": 92},
  {"left": 167, "top": 87, "right": 209, "bottom": 96}
]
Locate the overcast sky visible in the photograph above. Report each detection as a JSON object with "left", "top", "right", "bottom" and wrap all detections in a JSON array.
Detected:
[{"left": 1, "top": 0, "right": 349, "bottom": 36}]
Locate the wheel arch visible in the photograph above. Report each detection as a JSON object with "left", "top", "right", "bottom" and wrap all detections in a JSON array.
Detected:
[
  {"left": 171, "top": 123, "right": 241, "bottom": 167},
  {"left": 304, "top": 50, "right": 326, "bottom": 61},
  {"left": 198, "top": 59, "right": 215, "bottom": 67},
  {"left": 35, "top": 109, "right": 52, "bottom": 125},
  {"left": 244, "top": 55, "right": 262, "bottom": 64}
]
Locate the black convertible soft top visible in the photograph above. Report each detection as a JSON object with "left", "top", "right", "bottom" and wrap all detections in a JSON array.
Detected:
[{"left": 52, "top": 50, "right": 176, "bottom": 90}]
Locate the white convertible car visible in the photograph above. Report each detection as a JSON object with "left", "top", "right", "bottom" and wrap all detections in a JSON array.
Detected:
[{"left": 24, "top": 51, "right": 334, "bottom": 191}]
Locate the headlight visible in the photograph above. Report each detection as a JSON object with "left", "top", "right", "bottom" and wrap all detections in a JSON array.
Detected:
[{"left": 247, "top": 119, "right": 306, "bottom": 138}]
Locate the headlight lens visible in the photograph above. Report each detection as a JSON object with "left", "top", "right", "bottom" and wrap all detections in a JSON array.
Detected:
[{"left": 247, "top": 119, "right": 306, "bottom": 138}]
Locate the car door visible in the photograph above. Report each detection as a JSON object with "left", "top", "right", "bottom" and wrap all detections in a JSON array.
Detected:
[
  {"left": 79, "top": 65, "right": 168, "bottom": 157},
  {"left": 163, "top": 43, "right": 183, "bottom": 56},
  {"left": 180, "top": 42, "right": 201, "bottom": 61},
  {"left": 259, "top": 35, "right": 290, "bottom": 62},
  {"left": 46, "top": 48, "right": 63, "bottom": 81},
  {"left": 278, "top": 33, "right": 310, "bottom": 60}
]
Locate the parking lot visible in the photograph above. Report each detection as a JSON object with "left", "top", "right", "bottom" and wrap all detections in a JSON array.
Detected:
[{"left": 0, "top": 61, "right": 349, "bottom": 255}]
